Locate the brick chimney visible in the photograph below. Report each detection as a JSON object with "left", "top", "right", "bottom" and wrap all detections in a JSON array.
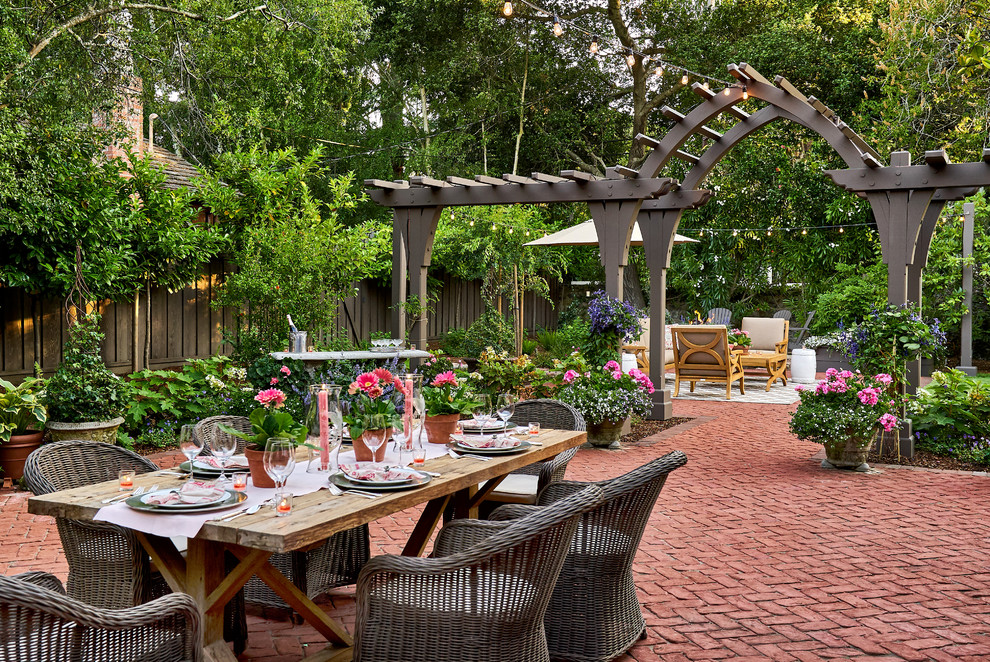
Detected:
[{"left": 94, "top": 77, "right": 144, "bottom": 162}]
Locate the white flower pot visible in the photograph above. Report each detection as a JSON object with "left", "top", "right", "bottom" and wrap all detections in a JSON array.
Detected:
[{"left": 790, "top": 349, "right": 817, "bottom": 384}]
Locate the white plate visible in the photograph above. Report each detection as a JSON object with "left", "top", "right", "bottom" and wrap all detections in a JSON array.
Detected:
[{"left": 138, "top": 488, "right": 230, "bottom": 510}]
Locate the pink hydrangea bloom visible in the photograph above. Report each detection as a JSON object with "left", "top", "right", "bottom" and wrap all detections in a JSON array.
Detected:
[
  {"left": 280, "top": 366, "right": 291, "bottom": 376},
  {"left": 875, "top": 373, "right": 893, "bottom": 385},
  {"left": 611, "top": 371, "right": 622, "bottom": 380},
  {"left": 563, "top": 369, "right": 580, "bottom": 384},
  {"left": 838, "top": 370, "right": 854, "bottom": 379},
  {"left": 878, "top": 413, "right": 899, "bottom": 432},
  {"left": 432, "top": 371, "right": 458, "bottom": 387},
  {"left": 255, "top": 388, "right": 287, "bottom": 409}
]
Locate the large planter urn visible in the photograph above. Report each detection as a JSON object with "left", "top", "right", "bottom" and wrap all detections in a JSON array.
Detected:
[
  {"left": 354, "top": 428, "right": 391, "bottom": 462},
  {"left": 46, "top": 417, "right": 124, "bottom": 445},
  {"left": 822, "top": 434, "right": 876, "bottom": 472},
  {"left": 243, "top": 447, "right": 276, "bottom": 488},
  {"left": 424, "top": 414, "right": 461, "bottom": 445},
  {"left": 0, "top": 431, "right": 45, "bottom": 480},
  {"left": 586, "top": 417, "right": 628, "bottom": 449}
]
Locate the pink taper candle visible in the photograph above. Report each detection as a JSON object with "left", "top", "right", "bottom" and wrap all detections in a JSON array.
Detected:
[
  {"left": 318, "top": 388, "right": 329, "bottom": 469},
  {"left": 403, "top": 377, "right": 414, "bottom": 443}
]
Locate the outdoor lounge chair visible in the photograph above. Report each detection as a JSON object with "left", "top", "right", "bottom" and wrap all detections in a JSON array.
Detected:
[
  {"left": 739, "top": 316, "right": 789, "bottom": 390},
  {"left": 621, "top": 316, "right": 674, "bottom": 373},
  {"left": 670, "top": 325, "right": 745, "bottom": 399},
  {"left": 0, "top": 571, "right": 201, "bottom": 662},
  {"left": 488, "top": 451, "right": 689, "bottom": 662},
  {"left": 788, "top": 310, "right": 816, "bottom": 350},
  {"left": 352, "top": 485, "right": 606, "bottom": 662},
  {"left": 22, "top": 440, "right": 246, "bottom": 653},
  {"left": 195, "top": 415, "right": 371, "bottom": 612},
  {"left": 706, "top": 307, "right": 732, "bottom": 325},
  {"left": 773, "top": 309, "right": 792, "bottom": 321}
]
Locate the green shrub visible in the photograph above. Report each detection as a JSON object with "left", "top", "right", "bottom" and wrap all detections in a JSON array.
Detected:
[
  {"left": 46, "top": 312, "right": 125, "bottom": 423},
  {"left": 910, "top": 370, "right": 990, "bottom": 465},
  {"left": 811, "top": 262, "right": 886, "bottom": 333},
  {"left": 440, "top": 327, "right": 468, "bottom": 357},
  {"left": 462, "top": 311, "right": 514, "bottom": 357}
]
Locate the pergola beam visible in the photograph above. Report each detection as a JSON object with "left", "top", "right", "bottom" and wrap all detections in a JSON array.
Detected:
[
  {"left": 501, "top": 173, "right": 540, "bottom": 185},
  {"left": 364, "top": 179, "right": 409, "bottom": 190},
  {"left": 559, "top": 170, "right": 599, "bottom": 182},
  {"left": 409, "top": 175, "right": 451, "bottom": 188},
  {"left": 826, "top": 162, "right": 990, "bottom": 191},
  {"left": 446, "top": 175, "right": 487, "bottom": 187},
  {"left": 531, "top": 172, "right": 568, "bottom": 183},
  {"left": 367, "top": 178, "right": 675, "bottom": 207},
  {"left": 474, "top": 175, "right": 507, "bottom": 185},
  {"left": 837, "top": 122, "right": 883, "bottom": 162},
  {"left": 613, "top": 165, "right": 639, "bottom": 178},
  {"left": 924, "top": 149, "right": 950, "bottom": 169},
  {"left": 673, "top": 150, "right": 699, "bottom": 165}
]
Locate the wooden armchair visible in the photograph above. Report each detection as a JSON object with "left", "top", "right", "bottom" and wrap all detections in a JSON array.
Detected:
[
  {"left": 739, "top": 316, "right": 789, "bottom": 390},
  {"left": 621, "top": 316, "right": 674, "bottom": 373},
  {"left": 670, "top": 325, "right": 745, "bottom": 399}
]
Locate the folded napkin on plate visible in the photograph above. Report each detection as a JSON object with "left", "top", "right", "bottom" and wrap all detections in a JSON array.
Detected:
[
  {"left": 144, "top": 481, "right": 226, "bottom": 505},
  {"left": 461, "top": 420, "right": 507, "bottom": 430},
  {"left": 198, "top": 455, "right": 249, "bottom": 469},
  {"left": 453, "top": 434, "right": 522, "bottom": 449},
  {"left": 339, "top": 463, "right": 416, "bottom": 483}
]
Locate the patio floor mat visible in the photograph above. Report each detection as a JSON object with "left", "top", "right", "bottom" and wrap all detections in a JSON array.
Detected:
[{"left": 668, "top": 375, "right": 801, "bottom": 404}]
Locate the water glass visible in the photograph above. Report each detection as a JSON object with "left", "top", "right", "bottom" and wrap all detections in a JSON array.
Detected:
[
  {"left": 264, "top": 437, "right": 296, "bottom": 489},
  {"left": 210, "top": 429, "right": 238, "bottom": 485},
  {"left": 363, "top": 429, "right": 387, "bottom": 465},
  {"left": 471, "top": 394, "right": 493, "bottom": 429},
  {"left": 528, "top": 422, "right": 541, "bottom": 435},
  {"left": 177, "top": 425, "right": 203, "bottom": 478},
  {"left": 496, "top": 393, "right": 515, "bottom": 428}
]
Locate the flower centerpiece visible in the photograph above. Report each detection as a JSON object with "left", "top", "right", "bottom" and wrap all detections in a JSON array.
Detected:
[
  {"left": 219, "top": 387, "right": 309, "bottom": 487},
  {"left": 421, "top": 371, "right": 480, "bottom": 444},
  {"left": 342, "top": 368, "right": 403, "bottom": 460},
  {"left": 789, "top": 369, "right": 901, "bottom": 471},
  {"left": 0, "top": 376, "right": 48, "bottom": 480},
  {"left": 557, "top": 360, "right": 654, "bottom": 448},
  {"left": 727, "top": 328, "right": 752, "bottom": 352},
  {"left": 586, "top": 291, "right": 644, "bottom": 365}
]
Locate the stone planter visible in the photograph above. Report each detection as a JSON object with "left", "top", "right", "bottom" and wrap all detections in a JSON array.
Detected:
[
  {"left": 822, "top": 434, "right": 877, "bottom": 472},
  {"left": 424, "top": 414, "right": 461, "bottom": 445},
  {"left": 790, "top": 348, "right": 817, "bottom": 384},
  {"left": 244, "top": 446, "right": 276, "bottom": 488},
  {"left": 814, "top": 349, "right": 853, "bottom": 374},
  {"left": 354, "top": 428, "right": 391, "bottom": 462},
  {"left": 586, "top": 417, "right": 628, "bottom": 449},
  {"left": 46, "top": 417, "right": 124, "bottom": 445},
  {"left": 0, "top": 431, "right": 45, "bottom": 480}
]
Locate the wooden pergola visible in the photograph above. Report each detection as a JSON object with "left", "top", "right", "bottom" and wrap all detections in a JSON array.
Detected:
[{"left": 367, "top": 62, "right": 990, "bottom": 457}]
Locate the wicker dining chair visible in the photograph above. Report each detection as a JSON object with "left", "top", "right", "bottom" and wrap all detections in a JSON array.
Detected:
[
  {"left": 478, "top": 399, "right": 586, "bottom": 508},
  {"left": 195, "top": 415, "right": 371, "bottom": 612},
  {"left": 193, "top": 415, "right": 250, "bottom": 456},
  {"left": 22, "top": 440, "right": 246, "bottom": 652},
  {"left": 490, "top": 450, "right": 689, "bottom": 662},
  {"left": 0, "top": 572, "right": 201, "bottom": 662},
  {"left": 353, "top": 484, "right": 606, "bottom": 662}
]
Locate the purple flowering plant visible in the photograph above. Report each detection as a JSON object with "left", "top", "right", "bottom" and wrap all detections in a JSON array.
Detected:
[{"left": 585, "top": 290, "right": 644, "bottom": 364}]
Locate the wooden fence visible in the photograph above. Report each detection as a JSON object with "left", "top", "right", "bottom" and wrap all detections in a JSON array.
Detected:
[{"left": 0, "top": 262, "right": 561, "bottom": 381}]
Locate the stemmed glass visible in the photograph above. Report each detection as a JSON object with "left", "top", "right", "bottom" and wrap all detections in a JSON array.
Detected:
[
  {"left": 210, "top": 428, "right": 238, "bottom": 486},
  {"left": 362, "top": 429, "right": 387, "bottom": 466},
  {"left": 471, "top": 394, "right": 493, "bottom": 430},
  {"left": 264, "top": 438, "right": 296, "bottom": 490},
  {"left": 177, "top": 425, "right": 203, "bottom": 481},
  {"left": 496, "top": 393, "right": 516, "bottom": 431}
]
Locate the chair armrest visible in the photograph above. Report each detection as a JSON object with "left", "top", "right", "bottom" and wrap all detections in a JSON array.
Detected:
[
  {"left": 431, "top": 519, "right": 512, "bottom": 557},
  {"left": 13, "top": 571, "right": 65, "bottom": 594},
  {"left": 537, "top": 480, "right": 603, "bottom": 505},
  {"left": 775, "top": 339, "right": 788, "bottom": 354},
  {"left": 488, "top": 504, "right": 542, "bottom": 522}
]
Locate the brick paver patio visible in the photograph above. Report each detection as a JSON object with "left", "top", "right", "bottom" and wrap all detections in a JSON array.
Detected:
[{"left": 3, "top": 398, "right": 989, "bottom": 661}]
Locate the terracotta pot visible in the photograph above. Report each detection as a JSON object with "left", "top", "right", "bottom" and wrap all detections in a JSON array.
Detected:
[
  {"left": 424, "top": 414, "right": 461, "bottom": 445},
  {"left": 0, "top": 431, "right": 44, "bottom": 480},
  {"left": 244, "top": 447, "right": 276, "bottom": 488},
  {"left": 732, "top": 345, "right": 749, "bottom": 354},
  {"left": 47, "top": 417, "right": 124, "bottom": 445},
  {"left": 354, "top": 428, "right": 391, "bottom": 462},
  {"left": 586, "top": 417, "right": 628, "bottom": 449},
  {"left": 823, "top": 433, "right": 877, "bottom": 472}
]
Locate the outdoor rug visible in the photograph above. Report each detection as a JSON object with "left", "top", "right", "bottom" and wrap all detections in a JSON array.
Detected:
[{"left": 667, "top": 375, "right": 802, "bottom": 404}]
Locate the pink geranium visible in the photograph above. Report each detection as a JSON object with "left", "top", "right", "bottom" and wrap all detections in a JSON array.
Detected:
[
  {"left": 604, "top": 360, "right": 621, "bottom": 371},
  {"left": 280, "top": 366, "right": 291, "bottom": 376},
  {"left": 270, "top": 377, "right": 279, "bottom": 385},
  {"left": 857, "top": 387, "right": 880, "bottom": 406},
  {"left": 432, "top": 371, "right": 458, "bottom": 387},
  {"left": 875, "top": 373, "right": 893, "bottom": 386},
  {"left": 563, "top": 369, "right": 580, "bottom": 384},
  {"left": 255, "top": 388, "right": 287, "bottom": 409},
  {"left": 878, "top": 413, "right": 899, "bottom": 432},
  {"left": 825, "top": 368, "right": 838, "bottom": 377}
]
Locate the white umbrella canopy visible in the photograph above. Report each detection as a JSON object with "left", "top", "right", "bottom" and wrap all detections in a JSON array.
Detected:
[{"left": 524, "top": 219, "right": 699, "bottom": 247}]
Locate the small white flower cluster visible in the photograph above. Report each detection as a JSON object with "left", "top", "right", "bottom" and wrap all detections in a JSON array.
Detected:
[
  {"left": 227, "top": 366, "right": 247, "bottom": 381},
  {"left": 206, "top": 374, "right": 226, "bottom": 391}
]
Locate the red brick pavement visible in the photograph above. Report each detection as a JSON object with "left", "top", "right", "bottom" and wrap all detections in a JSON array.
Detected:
[{"left": 4, "top": 400, "right": 990, "bottom": 661}]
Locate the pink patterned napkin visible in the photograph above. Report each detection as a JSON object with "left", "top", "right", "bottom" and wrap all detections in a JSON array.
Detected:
[
  {"left": 339, "top": 463, "right": 418, "bottom": 483},
  {"left": 452, "top": 434, "right": 522, "bottom": 449},
  {"left": 143, "top": 481, "right": 226, "bottom": 505},
  {"left": 197, "top": 455, "right": 249, "bottom": 469}
]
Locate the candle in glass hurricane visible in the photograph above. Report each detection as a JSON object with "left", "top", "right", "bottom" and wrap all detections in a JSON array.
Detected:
[
  {"left": 118, "top": 469, "right": 135, "bottom": 491},
  {"left": 275, "top": 492, "right": 292, "bottom": 516}
]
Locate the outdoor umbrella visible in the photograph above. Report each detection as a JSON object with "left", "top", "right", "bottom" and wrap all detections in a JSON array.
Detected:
[{"left": 524, "top": 219, "right": 699, "bottom": 247}]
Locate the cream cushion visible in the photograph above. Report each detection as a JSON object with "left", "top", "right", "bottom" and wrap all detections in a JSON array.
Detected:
[
  {"left": 741, "top": 317, "right": 787, "bottom": 352},
  {"left": 487, "top": 474, "right": 540, "bottom": 501}
]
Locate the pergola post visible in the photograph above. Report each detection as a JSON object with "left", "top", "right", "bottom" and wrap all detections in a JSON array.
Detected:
[
  {"left": 959, "top": 202, "right": 977, "bottom": 376},
  {"left": 588, "top": 199, "right": 644, "bottom": 299},
  {"left": 391, "top": 211, "right": 408, "bottom": 340},
  {"left": 391, "top": 207, "right": 443, "bottom": 356},
  {"left": 638, "top": 209, "right": 683, "bottom": 420}
]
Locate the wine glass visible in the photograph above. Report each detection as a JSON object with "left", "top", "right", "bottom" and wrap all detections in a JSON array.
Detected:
[
  {"left": 210, "top": 428, "right": 238, "bottom": 486},
  {"left": 471, "top": 394, "right": 493, "bottom": 431},
  {"left": 496, "top": 393, "right": 516, "bottom": 431},
  {"left": 177, "top": 425, "right": 203, "bottom": 480},
  {"left": 264, "top": 437, "right": 296, "bottom": 489},
  {"left": 362, "top": 429, "right": 387, "bottom": 466}
]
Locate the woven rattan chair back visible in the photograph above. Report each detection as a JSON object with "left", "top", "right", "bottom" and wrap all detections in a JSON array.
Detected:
[
  {"left": 506, "top": 399, "right": 584, "bottom": 484},
  {"left": 354, "top": 485, "right": 605, "bottom": 662},
  {"left": 0, "top": 572, "right": 202, "bottom": 662},
  {"left": 24, "top": 440, "right": 158, "bottom": 495},
  {"left": 193, "top": 415, "right": 251, "bottom": 456},
  {"left": 194, "top": 416, "right": 371, "bottom": 610},
  {"left": 536, "top": 450, "right": 689, "bottom": 662}
]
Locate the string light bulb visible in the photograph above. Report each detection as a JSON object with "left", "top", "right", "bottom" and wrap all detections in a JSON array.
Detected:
[
  {"left": 625, "top": 49, "right": 636, "bottom": 67},
  {"left": 723, "top": 87, "right": 731, "bottom": 96},
  {"left": 733, "top": 230, "right": 739, "bottom": 236},
  {"left": 767, "top": 229, "right": 772, "bottom": 236},
  {"left": 552, "top": 15, "right": 563, "bottom": 37},
  {"left": 742, "top": 86, "right": 749, "bottom": 100},
  {"left": 501, "top": 1, "right": 512, "bottom": 16},
  {"left": 681, "top": 73, "right": 689, "bottom": 85},
  {"left": 839, "top": 227, "right": 844, "bottom": 233},
  {"left": 589, "top": 35, "right": 599, "bottom": 54},
  {"left": 469, "top": 220, "right": 474, "bottom": 227},
  {"left": 702, "top": 81, "right": 710, "bottom": 90},
  {"left": 525, "top": 230, "right": 530, "bottom": 236},
  {"left": 801, "top": 228, "right": 807, "bottom": 235},
  {"left": 492, "top": 223, "right": 497, "bottom": 231},
  {"left": 655, "top": 65, "right": 664, "bottom": 77}
]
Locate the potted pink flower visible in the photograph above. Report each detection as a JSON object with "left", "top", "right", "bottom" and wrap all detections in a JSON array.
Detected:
[
  {"left": 422, "top": 371, "right": 481, "bottom": 444},
  {"left": 342, "top": 368, "right": 403, "bottom": 461},
  {"left": 219, "top": 387, "right": 307, "bottom": 487}
]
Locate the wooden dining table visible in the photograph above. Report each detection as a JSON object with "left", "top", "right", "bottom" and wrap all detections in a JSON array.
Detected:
[{"left": 27, "top": 428, "right": 587, "bottom": 662}]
